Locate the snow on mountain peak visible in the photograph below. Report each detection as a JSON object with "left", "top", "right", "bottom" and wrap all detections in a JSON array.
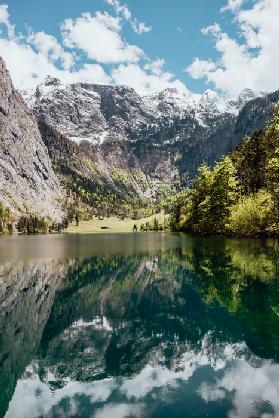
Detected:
[
  {"left": 21, "top": 76, "right": 265, "bottom": 147},
  {"left": 231, "top": 88, "right": 266, "bottom": 110},
  {"left": 36, "top": 76, "right": 67, "bottom": 96},
  {"left": 198, "top": 89, "right": 237, "bottom": 115},
  {"left": 145, "top": 87, "right": 201, "bottom": 118},
  {"left": 44, "top": 76, "right": 62, "bottom": 87}
]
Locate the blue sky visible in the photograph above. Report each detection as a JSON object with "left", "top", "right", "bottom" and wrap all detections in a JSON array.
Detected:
[{"left": 0, "top": 0, "right": 278, "bottom": 97}]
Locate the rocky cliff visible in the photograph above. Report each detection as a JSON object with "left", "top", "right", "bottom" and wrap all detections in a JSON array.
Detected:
[{"left": 0, "top": 58, "right": 64, "bottom": 221}]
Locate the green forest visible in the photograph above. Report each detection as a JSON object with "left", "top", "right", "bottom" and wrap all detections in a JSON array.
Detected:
[{"left": 170, "top": 104, "right": 279, "bottom": 236}]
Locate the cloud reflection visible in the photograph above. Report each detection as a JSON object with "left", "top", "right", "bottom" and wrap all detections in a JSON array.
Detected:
[{"left": 198, "top": 360, "right": 279, "bottom": 418}]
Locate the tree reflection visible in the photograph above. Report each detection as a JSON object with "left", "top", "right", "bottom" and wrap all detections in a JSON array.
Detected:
[{"left": 1, "top": 236, "right": 279, "bottom": 417}]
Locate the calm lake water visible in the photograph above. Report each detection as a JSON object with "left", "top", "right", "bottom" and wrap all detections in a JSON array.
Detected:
[{"left": 1, "top": 232, "right": 279, "bottom": 418}]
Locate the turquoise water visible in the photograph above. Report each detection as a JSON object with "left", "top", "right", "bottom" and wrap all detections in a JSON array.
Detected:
[{"left": 1, "top": 232, "right": 279, "bottom": 418}]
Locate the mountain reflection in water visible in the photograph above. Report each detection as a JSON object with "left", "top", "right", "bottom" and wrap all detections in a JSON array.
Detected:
[{"left": 0, "top": 233, "right": 279, "bottom": 418}]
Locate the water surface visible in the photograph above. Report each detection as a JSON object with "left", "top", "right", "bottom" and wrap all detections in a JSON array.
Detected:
[{"left": 1, "top": 232, "right": 279, "bottom": 418}]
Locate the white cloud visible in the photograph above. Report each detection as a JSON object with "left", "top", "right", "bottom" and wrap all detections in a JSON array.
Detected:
[
  {"left": 0, "top": 4, "right": 9, "bottom": 25},
  {"left": 65, "top": 63, "right": 111, "bottom": 84},
  {"left": 106, "top": 0, "right": 131, "bottom": 20},
  {"left": 144, "top": 58, "right": 165, "bottom": 76},
  {"left": 221, "top": 0, "right": 245, "bottom": 12},
  {"left": 0, "top": 4, "right": 187, "bottom": 95},
  {"left": 0, "top": 37, "right": 111, "bottom": 90},
  {"left": 6, "top": 338, "right": 248, "bottom": 418},
  {"left": 0, "top": 4, "right": 14, "bottom": 37},
  {"left": 0, "top": 5, "right": 112, "bottom": 89},
  {"left": 120, "top": 364, "right": 196, "bottom": 399},
  {"left": 201, "top": 23, "right": 221, "bottom": 36},
  {"left": 198, "top": 360, "right": 279, "bottom": 418},
  {"left": 6, "top": 376, "right": 116, "bottom": 418},
  {"left": 112, "top": 62, "right": 188, "bottom": 95},
  {"left": 186, "top": 58, "right": 217, "bottom": 79},
  {"left": 0, "top": 38, "right": 61, "bottom": 89},
  {"left": 8, "top": 339, "right": 268, "bottom": 418},
  {"left": 61, "top": 12, "right": 143, "bottom": 64},
  {"left": 105, "top": 0, "right": 152, "bottom": 34},
  {"left": 0, "top": 7, "right": 124, "bottom": 89},
  {"left": 27, "top": 30, "right": 75, "bottom": 70},
  {"left": 186, "top": 0, "right": 279, "bottom": 97},
  {"left": 133, "top": 21, "right": 151, "bottom": 35},
  {"left": 94, "top": 403, "right": 144, "bottom": 418}
]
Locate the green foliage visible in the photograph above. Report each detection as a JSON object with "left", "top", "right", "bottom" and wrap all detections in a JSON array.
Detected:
[
  {"left": 266, "top": 148, "right": 279, "bottom": 223},
  {"left": 171, "top": 102, "right": 279, "bottom": 236},
  {"left": 140, "top": 216, "right": 167, "bottom": 231},
  {"left": 231, "top": 131, "right": 267, "bottom": 194},
  {"left": 42, "top": 124, "right": 156, "bottom": 222},
  {"left": 169, "top": 189, "right": 191, "bottom": 231},
  {"left": 0, "top": 202, "right": 12, "bottom": 234},
  {"left": 17, "top": 215, "right": 63, "bottom": 234},
  {"left": 0, "top": 200, "right": 67, "bottom": 235},
  {"left": 155, "top": 174, "right": 192, "bottom": 214},
  {"left": 228, "top": 190, "right": 274, "bottom": 235},
  {"left": 186, "top": 157, "right": 239, "bottom": 234},
  {"left": 60, "top": 163, "right": 156, "bottom": 222}
]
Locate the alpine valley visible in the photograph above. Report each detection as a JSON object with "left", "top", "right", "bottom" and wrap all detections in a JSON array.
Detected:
[{"left": 1, "top": 55, "right": 279, "bottom": 223}]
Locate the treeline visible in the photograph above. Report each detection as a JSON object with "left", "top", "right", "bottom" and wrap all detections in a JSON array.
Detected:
[
  {"left": 17, "top": 215, "right": 67, "bottom": 234},
  {"left": 61, "top": 164, "right": 155, "bottom": 221},
  {"left": 0, "top": 203, "right": 66, "bottom": 235},
  {"left": 170, "top": 104, "right": 279, "bottom": 236},
  {"left": 0, "top": 203, "right": 13, "bottom": 234},
  {"left": 38, "top": 119, "right": 156, "bottom": 220},
  {"left": 140, "top": 216, "right": 170, "bottom": 231}
]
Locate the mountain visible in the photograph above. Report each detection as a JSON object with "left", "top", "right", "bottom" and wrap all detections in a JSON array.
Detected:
[
  {"left": 0, "top": 59, "right": 64, "bottom": 221},
  {"left": 26, "top": 78, "right": 246, "bottom": 147},
  {"left": 28, "top": 79, "right": 264, "bottom": 145},
  {"left": 23, "top": 76, "right": 279, "bottom": 215},
  {"left": 0, "top": 259, "right": 70, "bottom": 416},
  {"left": 233, "top": 89, "right": 279, "bottom": 143},
  {"left": 0, "top": 50, "right": 276, "bottom": 221}
]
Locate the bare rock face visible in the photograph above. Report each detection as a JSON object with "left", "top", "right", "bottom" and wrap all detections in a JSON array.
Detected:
[
  {"left": 27, "top": 77, "right": 159, "bottom": 145},
  {"left": 28, "top": 79, "right": 264, "bottom": 149},
  {"left": 0, "top": 58, "right": 64, "bottom": 221}
]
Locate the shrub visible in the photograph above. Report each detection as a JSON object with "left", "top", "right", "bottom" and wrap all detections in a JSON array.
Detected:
[{"left": 227, "top": 190, "right": 274, "bottom": 235}]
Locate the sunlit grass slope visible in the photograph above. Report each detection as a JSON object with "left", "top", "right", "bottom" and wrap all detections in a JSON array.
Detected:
[{"left": 66, "top": 214, "right": 169, "bottom": 233}]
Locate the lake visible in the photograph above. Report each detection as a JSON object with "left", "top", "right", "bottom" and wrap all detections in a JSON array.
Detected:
[{"left": 0, "top": 232, "right": 279, "bottom": 418}]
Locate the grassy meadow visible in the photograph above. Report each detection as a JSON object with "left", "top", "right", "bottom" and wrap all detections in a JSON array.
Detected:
[{"left": 66, "top": 214, "right": 169, "bottom": 234}]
